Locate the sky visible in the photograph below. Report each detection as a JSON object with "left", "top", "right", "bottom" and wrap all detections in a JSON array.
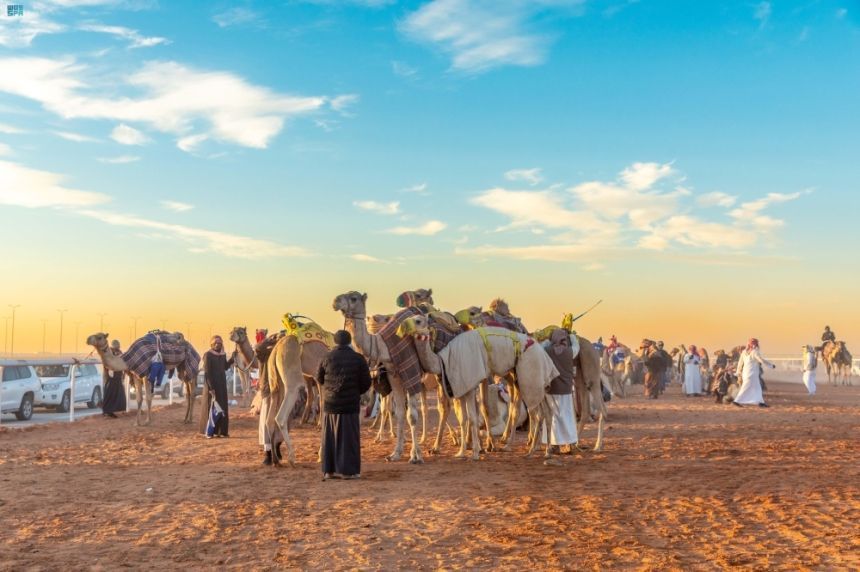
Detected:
[{"left": 1, "top": 0, "right": 858, "bottom": 356}]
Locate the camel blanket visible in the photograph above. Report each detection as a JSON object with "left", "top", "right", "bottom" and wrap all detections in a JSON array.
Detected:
[
  {"left": 122, "top": 332, "right": 200, "bottom": 380},
  {"left": 438, "top": 327, "right": 559, "bottom": 408},
  {"left": 379, "top": 307, "right": 424, "bottom": 395},
  {"left": 282, "top": 314, "right": 335, "bottom": 349}
]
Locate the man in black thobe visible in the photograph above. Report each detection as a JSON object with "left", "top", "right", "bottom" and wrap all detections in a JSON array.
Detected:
[
  {"left": 199, "top": 335, "right": 234, "bottom": 438},
  {"left": 317, "top": 330, "right": 372, "bottom": 480},
  {"left": 101, "top": 339, "right": 127, "bottom": 418}
]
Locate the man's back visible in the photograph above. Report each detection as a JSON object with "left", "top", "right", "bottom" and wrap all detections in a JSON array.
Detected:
[{"left": 318, "top": 346, "right": 372, "bottom": 414}]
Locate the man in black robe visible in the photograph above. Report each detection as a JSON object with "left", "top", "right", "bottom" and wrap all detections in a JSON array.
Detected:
[
  {"left": 317, "top": 330, "right": 372, "bottom": 480},
  {"left": 199, "top": 335, "right": 234, "bottom": 438},
  {"left": 101, "top": 339, "right": 127, "bottom": 418}
]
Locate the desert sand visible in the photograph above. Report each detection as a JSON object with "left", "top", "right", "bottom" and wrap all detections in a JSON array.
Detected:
[{"left": 1, "top": 380, "right": 858, "bottom": 570}]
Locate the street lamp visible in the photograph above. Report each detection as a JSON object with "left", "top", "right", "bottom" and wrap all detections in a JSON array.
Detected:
[
  {"left": 2, "top": 316, "right": 9, "bottom": 355},
  {"left": 8, "top": 304, "right": 20, "bottom": 355},
  {"left": 97, "top": 312, "right": 107, "bottom": 332},
  {"left": 131, "top": 316, "right": 142, "bottom": 339},
  {"left": 57, "top": 309, "right": 68, "bottom": 355},
  {"left": 74, "top": 321, "right": 81, "bottom": 354}
]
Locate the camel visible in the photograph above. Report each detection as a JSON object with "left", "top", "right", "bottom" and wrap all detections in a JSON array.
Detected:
[
  {"left": 821, "top": 341, "right": 853, "bottom": 385},
  {"left": 402, "top": 314, "right": 561, "bottom": 461},
  {"left": 600, "top": 349, "right": 627, "bottom": 397},
  {"left": 86, "top": 331, "right": 198, "bottom": 426},
  {"left": 264, "top": 316, "right": 333, "bottom": 467},
  {"left": 333, "top": 291, "right": 425, "bottom": 464},
  {"left": 229, "top": 326, "right": 257, "bottom": 408},
  {"left": 396, "top": 288, "right": 435, "bottom": 309}
]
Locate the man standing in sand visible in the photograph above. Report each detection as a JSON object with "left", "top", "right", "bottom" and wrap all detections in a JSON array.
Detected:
[
  {"left": 317, "top": 330, "right": 372, "bottom": 480},
  {"left": 801, "top": 345, "right": 817, "bottom": 395},
  {"left": 640, "top": 339, "right": 667, "bottom": 400},
  {"left": 734, "top": 338, "right": 776, "bottom": 408}
]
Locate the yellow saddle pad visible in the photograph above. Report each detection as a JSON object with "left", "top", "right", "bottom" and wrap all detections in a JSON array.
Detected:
[{"left": 282, "top": 314, "right": 334, "bottom": 348}]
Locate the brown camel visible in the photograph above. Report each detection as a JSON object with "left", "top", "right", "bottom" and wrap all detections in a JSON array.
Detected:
[
  {"left": 821, "top": 340, "right": 853, "bottom": 385},
  {"left": 229, "top": 327, "right": 257, "bottom": 408},
  {"left": 86, "top": 331, "right": 197, "bottom": 426},
  {"left": 333, "top": 291, "right": 425, "bottom": 464}
]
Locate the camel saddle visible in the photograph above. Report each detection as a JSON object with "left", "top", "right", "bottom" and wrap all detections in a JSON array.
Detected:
[{"left": 281, "top": 314, "right": 334, "bottom": 349}]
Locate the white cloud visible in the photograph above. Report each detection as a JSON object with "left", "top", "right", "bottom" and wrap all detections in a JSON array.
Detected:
[
  {"left": 386, "top": 220, "right": 447, "bottom": 236},
  {"left": 401, "top": 182, "right": 429, "bottom": 194},
  {"left": 176, "top": 133, "right": 208, "bottom": 152},
  {"left": 0, "top": 122, "right": 26, "bottom": 134},
  {"left": 400, "top": 0, "right": 584, "bottom": 73},
  {"left": 330, "top": 94, "right": 359, "bottom": 115},
  {"left": 0, "top": 57, "right": 329, "bottom": 151},
  {"left": 392, "top": 60, "right": 419, "bottom": 78},
  {"left": 472, "top": 187, "right": 611, "bottom": 235},
  {"left": 697, "top": 191, "right": 737, "bottom": 208},
  {"left": 456, "top": 243, "right": 602, "bottom": 262},
  {"left": 75, "top": 209, "right": 309, "bottom": 259},
  {"left": 160, "top": 200, "right": 194, "bottom": 212},
  {"left": 583, "top": 262, "right": 605, "bottom": 271},
  {"left": 0, "top": 160, "right": 110, "bottom": 208},
  {"left": 504, "top": 167, "right": 543, "bottom": 186},
  {"left": 0, "top": 143, "right": 12, "bottom": 156},
  {"left": 619, "top": 161, "right": 674, "bottom": 191},
  {"left": 0, "top": 11, "right": 65, "bottom": 47},
  {"left": 212, "top": 7, "right": 263, "bottom": 28},
  {"left": 97, "top": 155, "right": 140, "bottom": 164},
  {"left": 110, "top": 123, "right": 150, "bottom": 145},
  {"left": 54, "top": 130, "right": 100, "bottom": 143},
  {"left": 467, "top": 161, "right": 808, "bottom": 261},
  {"left": 78, "top": 23, "right": 169, "bottom": 48},
  {"left": 351, "top": 253, "right": 386, "bottom": 263},
  {"left": 354, "top": 200, "right": 400, "bottom": 215}
]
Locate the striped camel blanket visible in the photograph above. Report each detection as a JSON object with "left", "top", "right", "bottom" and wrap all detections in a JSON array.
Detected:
[
  {"left": 122, "top": 332, "right": 201, "bottom": 380},
  {"left": 379, "top": 307, "right": 424, "bottom": 395}
]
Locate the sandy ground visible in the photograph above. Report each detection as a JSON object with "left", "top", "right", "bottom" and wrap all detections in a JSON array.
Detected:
[{"left": 1, "top": 380, "right": 858, "bottom": 571}]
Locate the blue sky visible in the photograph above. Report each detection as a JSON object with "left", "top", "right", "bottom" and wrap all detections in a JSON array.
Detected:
[{"left": 1, "top": 0, "right": 858, "bottom": 353}]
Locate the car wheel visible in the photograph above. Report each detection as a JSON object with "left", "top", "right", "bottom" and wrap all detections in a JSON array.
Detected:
[
  {"left": 56, "top": 390, "right": 71, "bottom": 413},
  {"left": 88, "top": 387, "right": 101, "bottom": 409},
  {"left": 15, "top": 394, "right": 34, "bottom": 421}
]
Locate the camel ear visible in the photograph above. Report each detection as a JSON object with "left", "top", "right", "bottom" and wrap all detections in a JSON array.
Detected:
[
  {"left": 428, "top": 288, "right": 433, "bottom": 295},
  {"left": 361, "top": 292, "right": 368, "bottom": 302},
  {"left": 104, "top": 332, "right": 110, "bottom": 338}
]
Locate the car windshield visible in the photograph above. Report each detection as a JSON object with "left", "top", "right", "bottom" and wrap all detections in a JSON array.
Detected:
[{"left": 35, "top": 365, "right": 70, "bottom": 378}]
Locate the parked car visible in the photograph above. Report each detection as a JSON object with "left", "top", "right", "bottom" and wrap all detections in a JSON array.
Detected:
[
  {"left": 1, "top": 364, "right": 40, "bottom": 420},
  {"left": 34, "top": 363, "right": 103, "bottom": 413}
]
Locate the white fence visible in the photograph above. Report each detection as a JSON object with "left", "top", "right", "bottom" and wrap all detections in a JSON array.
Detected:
[{"left": 0, "top": 358, "right": 100, "bottom": 425}]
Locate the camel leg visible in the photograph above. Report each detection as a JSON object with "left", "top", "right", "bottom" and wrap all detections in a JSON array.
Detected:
[
  {"left": 478, "top": 379, "right": 495, "bottom": 452},
  {"left": 419, "top": 385, "right": 428, "bottom": 445},
  {"left": 406, "top": 392, "right": 424, "bottom": 464},
  {"left": 272, "top": 385, "right": 301, "bottom": 467},
  {"left": 500, "top": 379, "right": 520, "bottom": 451},
  {"left": 144, "top": 377, "right": 154, "bottom": 426},
  {"left": 453, "top": 393, "right": 471, "bottom": 459},
  {"left": 465, "top": 390, "right": 481, "bottom": 461},
  {"left": 183, "top": 378, "right": 195, "bottom": 423},
  {"left": 374, "top": 395, "right": 388, "bottom": 443},
  {"left": 300, "top": 378, "right": 314, "bottom": 424},
  {"left": 387, "top": 381, "right": 407, "bottom": 462},
  {"left": 431, "top": 384, "right": 448, "bottom": 454},
  {"left": 134, "top": 376, "right": 144, "bottom": 426}
]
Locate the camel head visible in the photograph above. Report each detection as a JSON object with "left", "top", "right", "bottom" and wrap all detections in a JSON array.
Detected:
[
  {"left": 229, "top": 326, "right": 248, "bottom": 344},
  {"left": 454, "top": 306, "right": 483, "bottom": 328},
  {"left": 86, "top": 332, "right": 111, "bottom": 352},
  {"left": 396, "top": 288, "right": 434, "bottom": 309},
  {"left": 333, "top": 291, "right": 368, "bottom": 319},
  {"left": 489, "top": 298, "right": 512, "bottom": 317},
  {"left": 397, "top": 315, "right": 431, "bottom": 340},
  {"left": 367, "top": 314, "right": 393, "bottom": 334},
  {"left": 670, "top": 347, "right": 680, "bottom": 356}
]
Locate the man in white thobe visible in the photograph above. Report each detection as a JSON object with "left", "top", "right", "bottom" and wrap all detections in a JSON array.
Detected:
[
  {"left": 734, "top": 338, "right": 776, "bottom": 407},
  {"left": 801, "top": 345, "right": 817, "bottom": 395}
]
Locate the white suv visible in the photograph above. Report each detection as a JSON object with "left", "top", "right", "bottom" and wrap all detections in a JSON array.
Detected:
[
  {"left": 35, "top": 363, "right": 103, "bottom": 413},
  {"left": 1, "top": 364, "right": 40, "bottom": 421}
]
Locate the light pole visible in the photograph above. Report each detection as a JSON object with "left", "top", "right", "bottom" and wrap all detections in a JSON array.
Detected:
[
  {"left": 57, "top": 309, "right": 68, "bottom": 355},
  {"left": 2, "top": 316, "right": 9, "bottom": 355},
  {"left": 131, "top": 316, "right": 141, "bottom": 339},
  {"left": 160, "top": 318, "right": 167, "bottom": 331},
  {"left": 74, "top": 321, "right": 81, "bottom": 354},
  {"left": 42, "top": 319, "right": 48, "bottom": 353},
  {"left": 97, "top": 312, "right": 107, "bottom": 332},
  {"left": 8, "top": 304, "right": 20, "bottom": 355}
]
